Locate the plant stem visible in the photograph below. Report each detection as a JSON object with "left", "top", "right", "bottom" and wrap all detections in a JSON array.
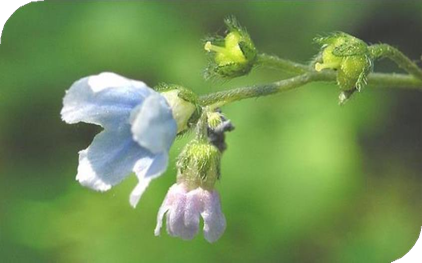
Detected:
[
  {"left": 199, "top": 73, "right": 320, "bottom": 107},
  {"left": 369, "top": 44, "right": 422, "bottom": 80},
  {"left": 195, "top": 109, "right": 209, "bottom": 141},
  {"left": 368, "top": 73, "right": 422, "bottom": 89},
  {"left": 256, "top": 53, "right": 310, "bottom": 74},
  {"left": 199, "top": 71, "right": 422, "bottom": 107}
]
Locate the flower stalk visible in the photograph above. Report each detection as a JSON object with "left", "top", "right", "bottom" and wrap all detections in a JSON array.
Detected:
[
  {"left": 369, "top": 44, "right": 422, "bottom": 80},
  {"left": 195, "top": 109, "right": 210, "bottom": 141},
  {"left": 199, "top": 73, "right": 315, "bottom": 107},
  {"left": 199, "top": 64, "right": 422, "bottom": 108},
  {"left": 256, "top": 53, "right": 310, "bottom": 74}
]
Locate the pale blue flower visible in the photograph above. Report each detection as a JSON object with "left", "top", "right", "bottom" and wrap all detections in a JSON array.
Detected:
[{"left": 61, "top": 72, "right": 180, "bottom": 207}]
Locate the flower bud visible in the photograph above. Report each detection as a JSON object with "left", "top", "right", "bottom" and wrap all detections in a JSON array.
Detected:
[
  {"left": 157, "top": 84, "right": 200, "bottom": 134},
  {"left": 314, "top": 38, "right": 345, "bottom": 72},
  {"left": 337, "top": 56, "right": 371, "bottom": 91},
  {"left": 204, "top": 17, "right": 257, "bottom": 79},
  {"left": 177, "top": 140, "right": 221, "bottom": 191},
  {"left": 207, "top": 111, "right": 224, "bottom": 130},
  {"left": 154, "top": 140, "right": 226, "bottom": 242},
  {"left": 154, "top": 182, "right": 226, "bottom": 243},
  {"left": 314, "top": 33, "right": 372, "bottom": 92}
]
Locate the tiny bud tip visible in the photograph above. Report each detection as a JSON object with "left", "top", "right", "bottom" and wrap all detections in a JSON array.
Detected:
[
  {"left": 204, "top": 41, "right": 212, "bottom": 52},
  {"left": 315, "top": 63, "right": 323, "bottom": 72}
]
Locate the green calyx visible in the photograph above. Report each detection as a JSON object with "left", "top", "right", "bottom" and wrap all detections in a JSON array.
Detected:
[
  {"left": 337, "top": 56, "right": 372, "bottom": 91},
  {"left": 156, "top": 83, "right": 202, "bottom": 133},
  {"left": 204, "top": 16, "right": 257, "bottom": 79},
  {"left": 314, "top": 32, "right": 372, "bottom": 92},
  {"left": 177, "top": 140, "right": 221, "bottom": 191},
  {"left": 155, "top": 83, "right": 198, "bottom": 103}
]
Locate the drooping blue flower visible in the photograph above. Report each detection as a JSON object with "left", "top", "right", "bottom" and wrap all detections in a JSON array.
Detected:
[{"left": 61, "top": 72, "right": 195, "bottom": 207}]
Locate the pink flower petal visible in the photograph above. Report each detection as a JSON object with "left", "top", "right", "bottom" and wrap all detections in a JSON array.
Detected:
[{"left": 201, "top": 190, "right": 226, "bottom": 243}]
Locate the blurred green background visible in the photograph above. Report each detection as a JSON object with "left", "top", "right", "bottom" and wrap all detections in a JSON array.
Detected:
[{"left": 0, "top": 1, "right": 421, "bottom": 262}]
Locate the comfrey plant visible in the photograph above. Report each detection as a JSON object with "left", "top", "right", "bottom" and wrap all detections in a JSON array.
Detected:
[{"left": 62, "top": 17, "right": 422, "bottom": 243}]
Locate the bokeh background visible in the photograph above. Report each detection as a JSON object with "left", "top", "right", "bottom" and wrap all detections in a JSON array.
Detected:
[{"left": 0, "top": 1, "right": 421, "bottom": 262}]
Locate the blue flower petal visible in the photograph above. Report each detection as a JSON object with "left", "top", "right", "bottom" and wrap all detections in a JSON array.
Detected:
[
  {"left": 130, "top": 94, "right": 178, "bottom": 154},
  {"left": 63, "top": 72, "right": 177, "bottom": 205},
  {"left": 76, "top": 124, "right": 155, "bottom": 191},
  {"left": 130, "top": 152, "right": 170, "bottom": 208},
  {"left": 61, "top": 72, "right": 153, "bottom": 129}
]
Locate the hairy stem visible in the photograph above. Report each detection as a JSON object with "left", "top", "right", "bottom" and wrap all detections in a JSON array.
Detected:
[
  {"left": 368, "top": 73, "right": 422, "bottom": 89},
  {"left": 199, "top": 71, "right": 422, "bottom": 107},
  {"left": 195, "top": 109, "right": 209, "bottom": 141},
  {"left": 199, "top": 73, "right": 322, "bottom": 107},
  {"left": 256, "top": 53, "right": 310, "bottom": 74},
  {"left": 369, "top": 44, "right": 422, "bottom": 80}
]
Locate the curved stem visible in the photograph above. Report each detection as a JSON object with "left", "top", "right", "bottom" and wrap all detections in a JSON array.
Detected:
[
  {"left": 369, "top": 44, "right": 422, "bottom": 80},
  {"left": 256, "top": 53, "right": 310, "bottom": 74},
  {"left": 199, "top": 73, "right": 323, "bottom": 107},
  {"left": 199, "top": 71, "right": 422, "bottom": 107}
]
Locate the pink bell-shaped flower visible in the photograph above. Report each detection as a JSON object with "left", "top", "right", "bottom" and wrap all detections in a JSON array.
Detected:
[
  {"left": 154, "top": 140, "right": 226, "bottom": 243},
  {"left": 154, "top": 183, "right": 226, "bottom": 243}
]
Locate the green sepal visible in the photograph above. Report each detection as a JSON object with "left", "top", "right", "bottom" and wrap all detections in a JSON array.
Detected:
[
  {"left": 206, "top": 61, "right": 253, "bottom": 79},
  {"left": 239, "top": 41, "right": 257, "bottom": 62},
  {"left": 224, "top": 16, "right": 244, "bottom": 36},
  {"left": 337, "top": 55, "right": 372, "bottom": 91},
  {"left": 314, "top": 33, "right": 342, "bottom": 45},
  {"left": 332, "top": 42, "right": 367, "bottom": 57},
  {"left": 314, "top": 32, "right": 349, "bottom": 45},
  {"left": 154, "top": 82, "right": 175, "bottom": 92},
  {"left": 177, "top": 140, "right": 221, "bottom": 190},
  {"left": 178, "top": 87, "right": 199, "bottom": 105},
  {"left": 155, "top": 83, "right": 198, "bottom": 105}
]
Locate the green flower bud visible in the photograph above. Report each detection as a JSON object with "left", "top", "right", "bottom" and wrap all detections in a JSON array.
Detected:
[
  {"left": 314, "top": 33, "right": 372, "bottom": 92},
  {"left": 337, "top": 56, "right": 371, "bottom": 91},
  {"left": 207, "top": 111, "right": 224, "bottom": 130},
  {"left": 314, "top": 38, "right": 345, "bottom": 72},
  {"left": 204, "top": 17, "right": 257, "bottom": 79},
  {"left": 177, "top": 140, "right": 221, "bottom": 191},
  {"left": 157, "top": 83, "right": 201, "bottom": 134}
]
